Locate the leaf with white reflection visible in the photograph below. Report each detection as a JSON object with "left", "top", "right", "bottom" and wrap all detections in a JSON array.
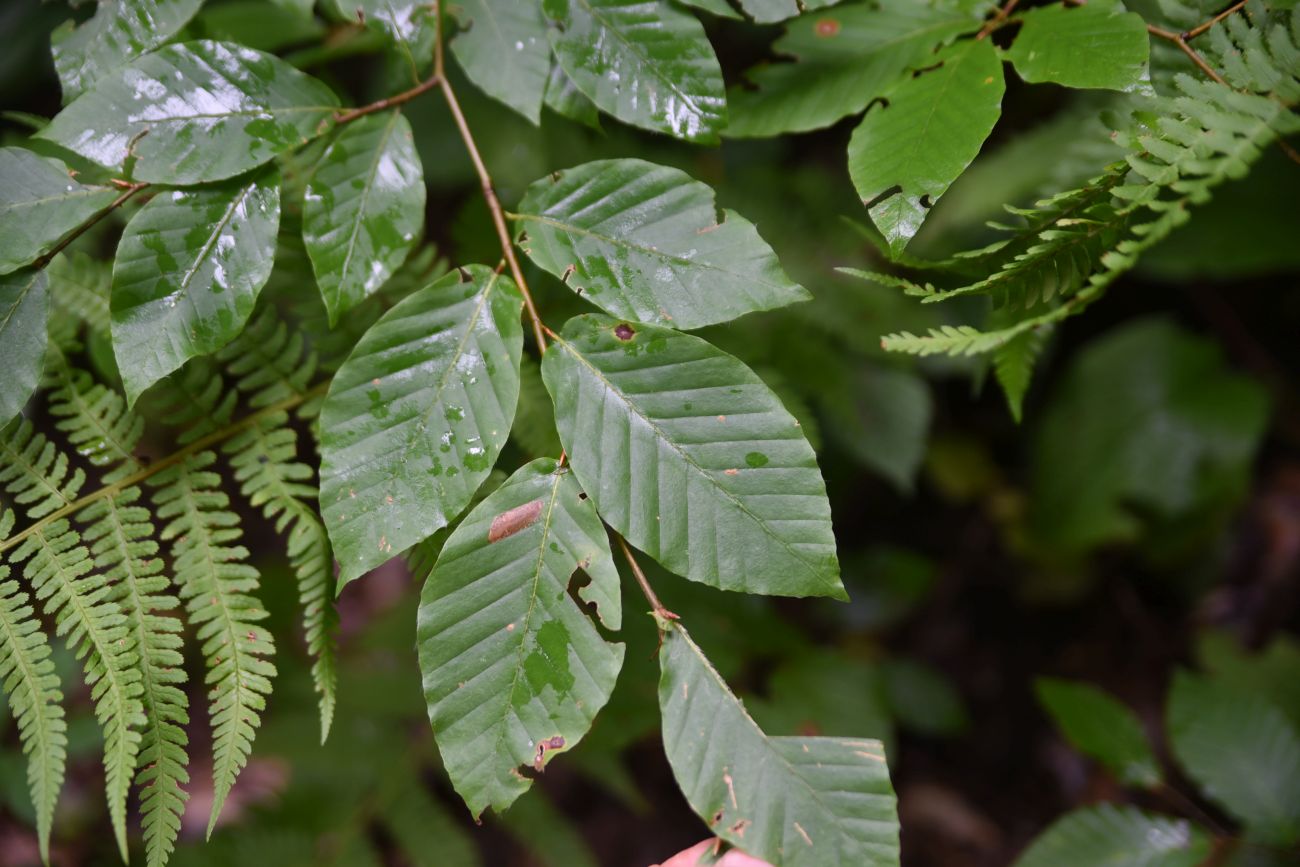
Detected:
[
  {"left": 111, "top": 168, "right": 281, "bottom": 406},
  {"left": 40, "top": 40, "right": 339, "bottom": 185},
  {"left": 304, "top": 110, "right": 425, "bottom": 326}
]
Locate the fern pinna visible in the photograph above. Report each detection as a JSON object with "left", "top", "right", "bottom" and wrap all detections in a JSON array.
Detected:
[{"left": 0, "top": 0, "right": 1297, "bottom": 864}]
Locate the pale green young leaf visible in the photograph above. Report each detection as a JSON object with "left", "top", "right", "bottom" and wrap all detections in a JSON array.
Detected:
[
  {"left": 304, "top": 110, "right": 425, "bottom": 326},
  {"left": 0, "top": 148, "right": 118, "bottom": 275},
  {"left": 1035, "top": 678, "right": 1160, "bottom": 787},
  {"left": 849, "top": 38, "right": 1004, "bottom": 254},
  {"left": 111, "top": 168, "right": 281, "bottom": 406},
  {"left": 546, "top": 0, "right": 727, "bottom": 142},
  {"left": 40, "top": 40, "right": 339, "bottom": 185},
  {"left": 1168, "top": 672, "right": 1300, "bottom": 846},
  {"left": 52, "top": 0, "right": 203, "bottom": 102},
  {"left": 451, "top": 0, "right": 551, "bottom": 124},
  {"left": 1012, "top": 805, "right": 1211, "bottom": 867},
  {"left": 417, "top": 459, "right": 623, "bottom": 817},
  {"left": 1007, "top": 0, "right": 1150, "bottom": 92},
  {"left": 0, "top": 269, "right": 49, "bottom": 428},
  {"left": 320, "top": 266, "right": 524, "bottom": 588},
  {"left": 514, "top": 159, "right": 808, "bottom": 329},
  {"left": 659, "top": 624, "right": 899, "bottom": 866},
  {"left": 542, "top": 315, "right": 843, "bottom": 598},
  {"left": 726, "top": 3, "right": 981, "bottom": 138}
]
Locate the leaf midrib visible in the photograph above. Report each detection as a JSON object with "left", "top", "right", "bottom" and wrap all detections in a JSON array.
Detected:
[
  {"left": 336, "top": 111, "right": 401, "bottom": 308},
  {"left": 556, "top": 333, "right": 825, "bottom": 580}
]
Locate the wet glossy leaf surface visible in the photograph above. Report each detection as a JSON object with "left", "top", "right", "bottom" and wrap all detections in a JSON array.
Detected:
[
  {"left": 0, "top": 147, "right": 119, "bottom": 275},
  {"left": 849, "top": 38, "right": 1004, "bottom": 254},
  {"left": 417, "top": 458, "right": 623, "bottom": 817},
  {"left": 451, "top": 0, "right": 550, "bottom": 124},
  {"left": 52, "top": 0, "right": 203, "bottom": 103},
  {"left": 40, "top": 40, "right": 339, "bottom": 185},
  {"left": 330, "top": 0, "right": 435, "bottom": 78},
  {"left": 320, "top": 266, "right": 523, "bottom": 587},
  {"left": 546, "top": 0, "right": 726, "bottom": 142},
  {"left": 111, "top": 168, "right": 281, "bottom": 405},
  {"left": 1007, "top": 0, "right": 1150, "bottom": 92},
  {"left": 726, "top": 3, "right": 980, "bottom": 138},
  {"left": 515, "top": 159, "right": 809, "bottom": 329},
  {"left": 304, "top": 110, "right": 425, "bottom": 325},
  {"left": 0, "top": 269, "right": 49, "bottom": 428},
  {"left": 542, "top": 314, "right": 843, "bottom": 597},
  {"left": 659, "top": 624, "right": 899, "bottom": 866}
]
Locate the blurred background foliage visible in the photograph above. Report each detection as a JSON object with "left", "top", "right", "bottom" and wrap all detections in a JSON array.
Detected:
[{"left": 1, "top": 0, "right": 1297, "bottom": 864}]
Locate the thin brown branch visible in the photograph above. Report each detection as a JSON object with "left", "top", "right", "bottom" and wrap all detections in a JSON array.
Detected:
[
  {"left": 333, "top": 74, "right": 440, "bottom": 124},
  {"left": 615, "top": 535, "right": 677, "bottom": 623},
  {"left": 977, "top": 0, "right": 1020, "bottom": 40},
  {"left": 0, "top": 382, "right": 329, "bottom": 556},
  {"left": 1147, "top": 24, "right": 1227, "bottom": 83},
  {"left": 433, "top": 1, "right": 548, "bottom": 351},
  {"left": 31, "top": 182, "right": 147, "bottom": 272},
  {"left": 1184, "top": 0, "right": 1248, "bottom": 39}
]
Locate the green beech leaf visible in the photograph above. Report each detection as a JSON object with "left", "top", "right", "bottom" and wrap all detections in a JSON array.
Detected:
[
  {"left": 676, "top": 0, "right": 743, "bottom": 20},
  {"left": 1168, "top": 672, "right": 1300, "bottom": 846},
  {"left": 52, "top": 0, "right": 203, "bottom": 103},
  {"left": 1006, "top": 0, "right": 1150, "bottom": 92},
  {"left": 544, "top": 62, "right": 600, "bottom": 127},
  {"left": 40, "top": 40, "right": 340, "bottom": 185},
  {"left": 330, "top": 0, "right": 435, "bottom": 77},
  {"left": 0, "top": 147, "right": 119, "bottom": 276},
  {"left": 514, "top": 159, "right": 809, "bottom": 329},
  {"left": 320, "top": 266, "right": 524, "bottom": 588},
  {"left": 304, "top": 110, "right": 425, "bottom": 326},
  {"left": 417, "top": 458, "right": 623, "bottom": 817},
  {"left": 848, "top": 38, "right": 1004, "bottom": 254},
  {"left": 726, "top": 3, "right": 982, "bottom": 138},
  {"left": 111, "top": 169, "right": 281, "bottom": 406},
  {"left": 1012, "top": 805, "right": 1211, "bottom": 867},
  {"left": 542, "top": 315, "right": 843, "bottom": 598},
  {"left": 1035, "top": 678, "right": 1160, "bottom": 787},
  {"left": 0, "top": 270, "right": 49, "bottom": 428},
  {"left": 546, "top": 0, "right": 727, "bottom": 142},
  {"left": 451, "top": 0, "right": 550, "bottom": 124},
  {"left": 659, "top": 624, "right": 899, "bottom": 865}
]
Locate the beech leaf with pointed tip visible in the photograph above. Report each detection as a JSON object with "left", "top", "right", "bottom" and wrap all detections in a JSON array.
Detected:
[
  {"left": 514, "top": 159, "right": 809, "bottom": 329},
  {"left": 320, "top": 266, "right": 524, "bottom": 588},
  {"left": 451, "top": 0, "right": 550, "bottom": 124},
  {"left": 40, "top": 40, "right": 340, "bottom": 185},
  {"left": 1012, "top": 804, "right": 1211, "bottom": 867},
  {"left": 849, "top": 38, "right": 1004, "bottom": 254},
  {"left": 417, "top": 458, "right": 623, "bottom": 818},
  {"left": 1168, "top": 672, "right": 1300, "bottom": 846},
  {"left": 0, "top": 270, "right": 49, "bottom": 428},
  {"left": 659, "top": 624, "right": 899, "bottom": 866},
  {"left": 0, "top": 148, "right": 119, "bottom": 276},
  {"left": 542, "top": 314, "right": 843, "bottom": 598},
  {"left": 546, "top": 0, "right": 727, "bottom": 142},
  {"left": 52, "top": 0, "right": 203, "bottom": 103},
  {"left": 111, "top": 168, "right": 281, "bottom": 406},
  {"left": 304, "top": 110, "right": 425, "bottom": 326},
  {"left": 1006, "top": 0, "right": 1150, "bottom": 92},
  {"left": 1035, "top": 678, "right": 1161, "bottom": 787}
]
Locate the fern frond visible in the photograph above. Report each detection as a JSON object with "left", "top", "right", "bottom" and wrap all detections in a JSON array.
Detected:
[
  {"left": 0, "top": 418, "right": 85, "bottom": 519},
  {"left": 223, "top": 416, "right": 337, "bottom": 742},
  {"left": 152, "top": 362, "right": 237, "bottom": 445},
  {"left": 2, "top": 422, "right": 145, "bottom": 860},
  {"left": 46, "top": 252, "right": 111, "bottom": 336},
  {"left": 45, "top": 359, "right": 193, "bottom": 865},
  {"left": 217, "top": 307, "right": 320, "bottom": 413},
  {"left": 993, "top": 327, "right": 1049, "bottom": 423},
  {"left": 0, "top": 557, "right": 68, "bottom": 864},
  {"left": 151, "top": 451, "right": 275, "bottom": 836}
]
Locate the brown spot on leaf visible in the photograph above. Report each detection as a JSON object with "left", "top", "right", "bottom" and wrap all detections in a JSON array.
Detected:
[
  {"left": 488, "top": 499, "right": 544, "bottom": 542},
  {"left": 614, "top": 323, "right": 636, "bottom": 341},
  {"left": 815, "top": 18, "right": 840, "bottom": 37},
  {"left": 724, "top": 468, "right": 739, "bottom": 476},
  {"left": 533, "top": 735, "right": 566, "bottom": 770},
  {"left": 730, "top": 819, "right": 751, "bottom": 837}
]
